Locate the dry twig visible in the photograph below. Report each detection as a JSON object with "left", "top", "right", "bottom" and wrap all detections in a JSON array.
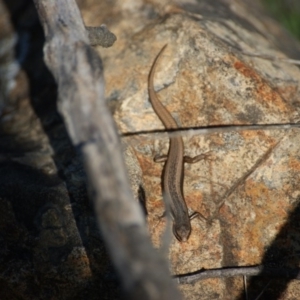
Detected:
[
  {"left": 175, "top": 265, "right": 300, "bottom": 284},
  {"left": 33, "top": 0, "right": 181, "bottom": 299}
]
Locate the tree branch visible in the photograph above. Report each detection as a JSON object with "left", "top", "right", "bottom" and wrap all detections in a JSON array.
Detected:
[
  {"left": 32, "top": 0, "right": 181, "bottom": 299},
  {"left": 175, "top": 265, "right": 300, "bottom": 284}
]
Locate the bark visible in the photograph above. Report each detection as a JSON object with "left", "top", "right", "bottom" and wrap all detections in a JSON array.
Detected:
[{"left": 32, "top": 0, "right": 180, "bottom": 300}]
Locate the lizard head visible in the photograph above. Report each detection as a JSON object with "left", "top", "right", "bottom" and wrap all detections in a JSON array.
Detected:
[{"left": 173, "top": 222, "right": 191, "bottom": 242}]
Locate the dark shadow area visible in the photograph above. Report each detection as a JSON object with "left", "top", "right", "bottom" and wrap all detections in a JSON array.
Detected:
[
  {"left": 237, "top": 197, "right": 300, "bottom": 299},
  {"left": 138, "top": 185, "right": 148, "bottom": 217},
  {"left": 1, "top": 0, "right": 122, "bottom": 298}
]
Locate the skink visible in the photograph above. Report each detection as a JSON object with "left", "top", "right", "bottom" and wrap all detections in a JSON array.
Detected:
[{"left": 148, "top": 45, "right": 207, "bottom": 242}]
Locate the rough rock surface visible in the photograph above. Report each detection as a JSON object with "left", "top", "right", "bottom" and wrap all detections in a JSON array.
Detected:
[
  {"left": 1, "top": 0, "right": 300, "bottom": 299},
  {"left": 83, "top": 0, "right": 300, "bottom": 299}
]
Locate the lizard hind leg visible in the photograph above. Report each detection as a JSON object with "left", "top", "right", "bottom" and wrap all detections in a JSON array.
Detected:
[{"left": 183, "top": 151, "right": 213, "bottom": 164}]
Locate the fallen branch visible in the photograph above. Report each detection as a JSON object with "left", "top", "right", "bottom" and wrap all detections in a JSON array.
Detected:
[
  {"left": 33, "top": 0, "right": 181, "bottom": 299},
  {"left": 175, "top": 265, "right": 300, "bottom": 284}
]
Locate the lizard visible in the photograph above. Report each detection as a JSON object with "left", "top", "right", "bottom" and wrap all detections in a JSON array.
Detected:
[{"left": 148, "top": 44, "right": 209, "bottom": 242}]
